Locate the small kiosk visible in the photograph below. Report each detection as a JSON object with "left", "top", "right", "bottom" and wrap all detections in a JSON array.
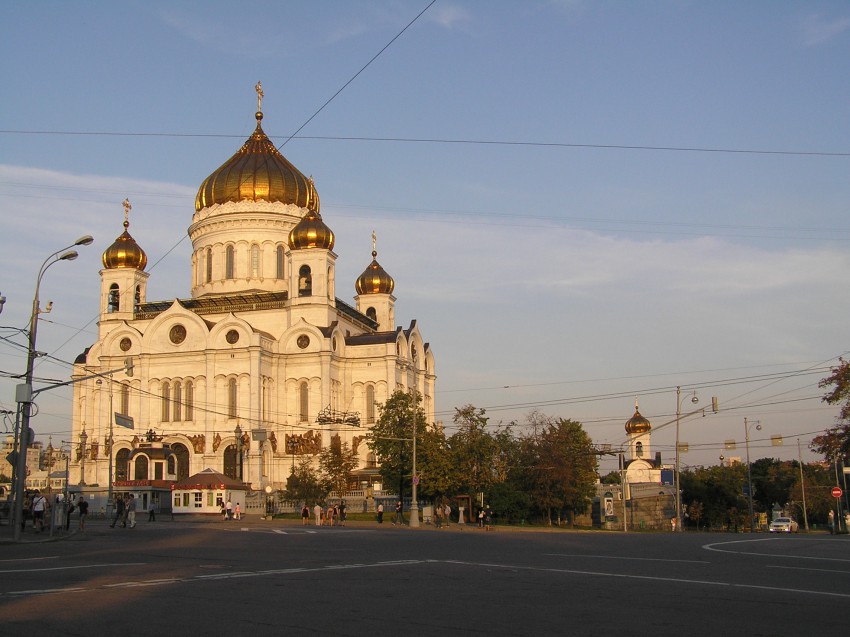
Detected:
[{"left": 172, "top": 468, "right": 247, "bottom": 516}]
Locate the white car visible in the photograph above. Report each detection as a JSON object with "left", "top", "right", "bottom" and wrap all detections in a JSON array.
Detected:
[{"left": 769, "top": 517, "right": 799, "bottom": 533}]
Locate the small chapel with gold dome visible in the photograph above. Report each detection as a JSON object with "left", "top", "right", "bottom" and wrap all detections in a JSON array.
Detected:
[{"left": 68, "top": 86, "right": 436, "bottom": 513}]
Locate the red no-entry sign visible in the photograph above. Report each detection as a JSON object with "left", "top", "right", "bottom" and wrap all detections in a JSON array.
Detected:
[{"left": 831, "top": 486, "right": 843, "bottom": 498}]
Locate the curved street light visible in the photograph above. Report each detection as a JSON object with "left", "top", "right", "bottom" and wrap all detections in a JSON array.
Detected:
[
  {"left": 11, "top": 235, "right": 93, "bottom": 541},
  {"left": 744, "top": 417, "right": 762, "bottom": 533},
  {"left": 674, "top": 386, "right": 698, "bottom": 532}
]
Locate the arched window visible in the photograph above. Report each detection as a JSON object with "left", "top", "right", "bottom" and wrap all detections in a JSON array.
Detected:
[
  {"left": 115, "top": 448, "right": 130, "bottom": 481},
  {"left": 276, "top": 245, "right": 285, "bottom": 279},
  {"left": 366, "top": 385, "right": 375, "bottom": 424},
  {"left": 225, "top": 245, "right": 235, "bottom": 279},
  {"left": 205, "top": 248, "right": 213, "bottom": 283},
  {"left": 299, "top": 381, "right": 308, "bottom": 423},
  {"left": 228, "top": 378, "right": 238, "bottom": 418},
  {"left": 134, "top": 456, "right": 149, "bottom": 480},
  {"left": 172, "top": 443, "right": 190, "bottom": 480},
  {"left": 185, "top": 381, "right": 194, "bottom": 421},
  {"left": 134, "top": 285, "right": 141, "bottom": 309},
  {"left": 298, "top": 265, "right": 312, "bottom": 297},
  {"left": 366, "top": 307, "right": 377, "bottom": 322},
  {"left": 224, "top": 444, "right": 237, "bottom": 480},
  {"left": 250, "top": 244, "right": 260, "bottom": 278},
  {"left": 636, "top": 442, "right": 644, "bottom": 458},
  {"left": 108, "top": 283, "right": 119, "bottom": 313},
  {"left": 167, "top": 455, "right": 175, "bottom": 475},
  {"left": 120, "top": 383, "right": 130, "bottom": 416},
  {"left": 161, "top": 383, "right": 170, "bottom": 422},
  {"left": 173, "top": 381, "right": 182, "bottom": 422}
]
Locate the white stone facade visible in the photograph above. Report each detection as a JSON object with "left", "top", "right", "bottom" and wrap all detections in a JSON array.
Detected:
[{"left": 68, "top": 111, "right": 436, "bottom": 496}]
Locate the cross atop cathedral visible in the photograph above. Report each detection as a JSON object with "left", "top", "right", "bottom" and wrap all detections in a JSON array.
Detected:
[
  {"left": 372, "top": 230, "right": 377, "bottom": 256},
  {"left": 122, "top": 198, "right": 132, "bottom": 226},
  {"left": 255, "top": 81, "right": 264, "bottom": 112}
]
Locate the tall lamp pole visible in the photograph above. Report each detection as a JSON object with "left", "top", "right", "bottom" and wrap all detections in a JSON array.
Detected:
[
  {"left": 744, "top": 417, "right": 761, "bottom": 533},
  {"left": 234, "top": 423, "right": 243, "bottom": 481},
  {"left": 11, "top": 235, "right": 93, "bottom": 542},
  {"left": 674, "top": 387, "right": 698, "bottom": 532},
  {"left": 409, "top": 418, "right": 419, "bottom": 528}
]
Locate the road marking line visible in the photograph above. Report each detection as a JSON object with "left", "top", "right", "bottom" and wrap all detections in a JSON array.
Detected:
[
  {"left": 703, "top": 538, "right": 850, "bottom": 562},
  {"left": 546, "top": 553, "right": 709, "bottom": 564},
  {"left": 0, "top": 562, "right": 146, "bottom": 574}
]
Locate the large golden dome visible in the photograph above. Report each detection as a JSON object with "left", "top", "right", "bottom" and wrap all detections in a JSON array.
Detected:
[
  {"left": 288, "top": 204, "right": 335, "bottom": 250},
  {"left": 103, "top": 200, "right": 147, "bottom": 270},
  {"left": 356, "top": 250, "right": 394, "bottom": 295},
  {"left": 195, "top": 111, "right": 317, "bottom": 212},
  {"left": 625, "top": 405, "right": 651, "bottom": 435}
]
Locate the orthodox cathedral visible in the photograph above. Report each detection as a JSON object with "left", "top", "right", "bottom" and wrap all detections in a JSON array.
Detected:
[{"left": 68, "top": 86, "right": 436, "bottom": 511}]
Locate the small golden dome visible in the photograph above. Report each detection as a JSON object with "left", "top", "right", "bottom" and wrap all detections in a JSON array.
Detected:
[
  {"left": 288, "top": 206, "right": 335, "bottom": 250},
  {"left": 195, "top": 111, "right": 316, "bottom": 212},
  {"left": 356, "top": 251, "right": 394, "bottom": 295},
  {"left": 103, "top": 200, "right": 147, "bottom": 270},
  {"left": 625, "top": 405, "right": 651, "bottom": 435}
]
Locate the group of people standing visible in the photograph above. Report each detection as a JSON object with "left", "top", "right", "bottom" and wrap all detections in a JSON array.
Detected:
[
  {"left": 221, "top": 499, "right": 241, "bottom": 520},
  {"left": 310, "top": 501, "right": 347, "bottom": 526},
  {"left": 110, "top": 493, "right": 137, "bottom": 528}
]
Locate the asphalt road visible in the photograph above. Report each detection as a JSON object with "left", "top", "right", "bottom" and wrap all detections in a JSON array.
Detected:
[{"left": 1, "top": 517, "right": 847, "bottom": 636}]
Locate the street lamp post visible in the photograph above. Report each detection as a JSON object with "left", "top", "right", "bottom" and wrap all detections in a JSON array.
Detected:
[
  {"left": 234, "top": 424, "right": 243, "bottom": 482},
  {"left": 674, "top": 386, "right": 698, "bottom": 532},
  {"left": 409, "top": 418, "right": 419, "bottom": 528},
  {"left": 744, "top": 417, "right": 761, "bottom": 533},
  {"left": 78, "top": 429, "right": 88, "bottom": 486},
  {"left": 11, "top": 235, "right": 93, "bottom": 542}
]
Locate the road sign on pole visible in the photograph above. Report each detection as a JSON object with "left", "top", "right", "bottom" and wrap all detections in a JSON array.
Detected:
[{"left": 831, "top": 486, "right": 843, "bottom": 498}]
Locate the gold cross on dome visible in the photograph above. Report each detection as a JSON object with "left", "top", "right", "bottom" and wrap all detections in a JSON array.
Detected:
[
  {"left": 255, "top": 81, "right": 264, "bottom": 112},
  {"left": 372, "top": 230, "right": 377, "bottom": 255},
  {"left": 122, "top": 198, "right": 132, "bottom": 224}
]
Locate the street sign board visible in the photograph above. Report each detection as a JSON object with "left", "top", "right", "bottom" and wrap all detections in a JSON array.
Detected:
[{"left": 831, "top": 486, "right": 843, "bottom": 498}]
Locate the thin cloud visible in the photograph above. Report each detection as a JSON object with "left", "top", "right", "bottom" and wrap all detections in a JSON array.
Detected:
[{"left": 801, "top": 13, "right": 850, "bottom": 47}]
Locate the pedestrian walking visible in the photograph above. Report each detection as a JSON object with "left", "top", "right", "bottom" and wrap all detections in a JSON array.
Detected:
[
  {"left": 434, "top": 503, "right": 443, "bottom": 528},
  {"left": 126, "top": 494, "right": 137, "bottom": 528},
  {"left": 31, "top": 490, "right": 47, "bottom": 533},
  {"left": 314, "top": 503, "right": 322, "bottom": 526},
  {"left": 148, "top": 501, "right": 156, "bottom": 522},
  {"left": 828, "top": 510, "right": 835, "bottom": 535},
  {"left": 234, "top": 503, "right": 241, "bottom": 520},
  {"left": 110, "top": 494, "right": 125, "bottom": 528},
  {"left": 301, "top": 504, "right": 310, "bottom": 525},
  {"left": 339, "top": 500, "right": 347, "bottom": 527},
  {"left": 65, "top": 497, "right": 75, "bottom": 531},
  {"left": 377, "top": 502, "right": 384, "bottom": 525},
  {"left": 77, "top": 496, "right": 89, "bottom": 531},
  {"left": 394, "top": 500, "right": 404, "bottom": 526},
  {"left": 225, "top": 499, "right": 233, "bottom": 520},
  {"left": 485, "top": 507, "right": 493, "bottom": 531},
  {"left": 444, "top": 503, "right": 451, "bottom": 527}
]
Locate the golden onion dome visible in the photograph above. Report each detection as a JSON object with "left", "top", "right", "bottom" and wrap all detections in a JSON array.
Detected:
[
  {"left": 625, "top": 403, "right": 651, "bottom": 435},
  {"left": 356, "top": 250, "right": 395, "bottom": 295},
  {"left": 288, "top": 205, "right": 335, "bottom": 250},
  {"left": 103, "top": 200, "right": 147, "bottom": 270},
  {"left": 194, "top": 110, "right": 318, "bottom": 212}
]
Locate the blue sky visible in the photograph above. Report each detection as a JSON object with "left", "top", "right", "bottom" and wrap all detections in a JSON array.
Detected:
[{"left": 1, "top": 1, "right": 849, "bottom": 473}]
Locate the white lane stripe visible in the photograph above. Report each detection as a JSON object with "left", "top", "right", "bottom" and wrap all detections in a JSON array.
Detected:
[
  {"left": 546, "top": 553, "right": 709, "bottom": 564},
  {"left": 0, "top": 562, "right": 146, "bottom": 574},
  {"left": 8, "top": 587, "right": 86, "bottom": 596},
  {"left": 0, "top": 556, "right": 58, "bottom": 563},
  {"left": 5, "top": 557, "right": 847, "bottom": 600},
  {"left": 703, "top": 538, "right": 850, "bottom": 562}
]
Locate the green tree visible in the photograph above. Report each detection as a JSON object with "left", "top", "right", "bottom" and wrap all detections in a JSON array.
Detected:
[
  {"left": 518, "top": 417, "right": 597, "bottom": 526},
  {"left": 415, "top": 425, "right": 454, "bottom": 499},
  {"left": 283, "top": 457, "right": 328, "bottom": 507},
  {"left": 366, "top": 390, "right": 427, "bottom": 499},
  {"left": 318, "top": 434, "right": 358, "bottom": 497},
  {"left": 814, "top": 357, "right": 850, "bottom": 459},
  {"left": 448, "top": 405, "right": 499, "bottom": 496}
]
